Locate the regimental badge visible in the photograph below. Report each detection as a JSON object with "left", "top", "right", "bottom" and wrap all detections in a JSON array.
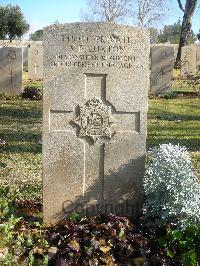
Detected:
[
  {"left": 73, "top": 97, "right": 117, "bottom": 143},
  {"left": 7, "top": 50, "right": 16, "bottom": 60}
]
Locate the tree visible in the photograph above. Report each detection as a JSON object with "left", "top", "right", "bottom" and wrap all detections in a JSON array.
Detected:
[
  {"left": 0, "top": 4, "right": 29, "bottom": 42},
  {"left": 197, "top": 30, "right": 200, "bottom": 42},
  {"left": 0, "top": 6, "right": 8, "bottom": 39},
  {"left": 80, "top": 0, "right": 132, "bottom": 23},
  {"left": 175, "top": 0, "right": 198, "bottom": 66},
  {"left": 157, "top": 21, "right": 196, "bottom": 44},
  {"left": 29, "top": 29, "right": 43, "bottom": 41},
  {"left": 133, "top": 0, "right": 171, "bottom": 28},
  {"left": 150, "top": 28, "right": 159, "bottom": 43}
]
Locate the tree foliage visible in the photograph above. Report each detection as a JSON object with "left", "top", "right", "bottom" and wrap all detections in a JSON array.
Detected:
[
  {"left": 29, "top": 30, "right": 43, "bottom": 41},
  {"left": 0, "top": 4, "right": 29, "bottom": 42},
  {"left": 157, "top": 21, "right": 196, "bottom": 44},
  {"left": 0, "top": 6, "right": 8, "bottom": 39},
  {"left": 80, "top": 0, "right": 132, "bottom": 23},
  {"left": 175, "top": 0, "right": 198, "bottom": 66}
]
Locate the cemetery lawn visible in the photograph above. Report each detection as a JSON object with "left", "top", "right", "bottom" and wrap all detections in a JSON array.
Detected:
[
  {"left": 0, "top": 97, "right": 199, "bottom": 202},
  {"left": 148, "top": 98, "right": 200, "bottom": 173},
  {"left": 0, "top": 97, "right": 199, "bottom": 265},
  {"left": 0, "top": 98, "right": 42, "bottom": 201}
]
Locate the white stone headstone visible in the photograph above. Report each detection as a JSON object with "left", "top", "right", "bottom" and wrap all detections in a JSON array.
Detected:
[
  {"left": 43, "top": 23, "right": 149, "bottom": 224},
  {"left": 150, "top": 45, "right": 174, "bottom": 94},
  {"left": 0, "top": 47, "right": 23, "bottom": 95}
]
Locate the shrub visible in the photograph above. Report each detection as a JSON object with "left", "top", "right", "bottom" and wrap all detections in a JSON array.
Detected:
[
  {"left": 21, "top": 86, "right": 42, "bottom": 100},
  {"left": 143, "top": 144, "right": 200, "bottom": 227}
]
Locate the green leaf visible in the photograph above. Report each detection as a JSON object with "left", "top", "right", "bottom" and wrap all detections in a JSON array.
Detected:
[
  {"left": 181, "top": 250, "right": 197, "bottom": 266},
  {"left": 158, "top": 237, "right": 168, "bottom": 247},
  {"left": 169, "top": 230, "right": 183, "bottom": 240},
  {"left": 118, "top": 229, "right": 125, "bottom": 239},
  {"left": 167, "top": 250, "right": 174, "bottom": 258}
]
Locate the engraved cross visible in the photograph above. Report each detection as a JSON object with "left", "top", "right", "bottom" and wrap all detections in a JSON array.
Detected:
[
  {"left": 49, "top": 74, "right": 140, "bottom": 200},
  {"left": 34, "top": 63, "right": 39, "bottom": 74},
  {"left": 7, "top": 70, "right": 15, "bottom": 87}
]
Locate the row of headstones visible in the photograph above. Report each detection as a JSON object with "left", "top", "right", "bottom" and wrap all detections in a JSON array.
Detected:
[
  {"left": 0, "top": 43, "right": 199, "bottom": 96},
  {"left": 151, "top": 44, "right": 200, "bottom": 94},
  {"left": 0, "top": 45, "right": 43, "bottom": 95},
  {"left": 0, "top": 23, "right": 199, "bottom": 224}
]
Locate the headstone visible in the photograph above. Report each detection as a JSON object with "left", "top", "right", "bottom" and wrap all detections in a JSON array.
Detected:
[
  {"left": 0, "top": 47, "right": 23, "bottom": 95},
  {"left": 28, "top": 44, "right": 43, "bottom": 80},
  {"left": 43, "top": 23, "right": 150, "bottom": 224},
  {"left": 172, "top": 44, "right": 178, "bottom": 63},
  {"left": 180, "top": 45, "right": 197, "bottom": 77},
  {"left": 23, "top": 47, "right": 28, "bottom": 67},
  {"left": 196, "top": 45, "right": 200, "bottom": 70},
  {"left": 150, "top": 45, "right": 174, "bottom": 94}
]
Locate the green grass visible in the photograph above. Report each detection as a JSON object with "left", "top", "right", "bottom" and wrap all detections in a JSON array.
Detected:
[
  {"left": 148, "top": 98, "right": 200, "bottom": 176},
  {"left": 148, "top": 99, "right": 200, "bottom": 151},
  {"left": 0, "top": 99, "right": 42, "bottom": 200},
  {"left": 0, "top": 96, "right": 199, "bottom": 200},
  {"left": 23, "top": 71, "right": 43, "bottom": 89}
]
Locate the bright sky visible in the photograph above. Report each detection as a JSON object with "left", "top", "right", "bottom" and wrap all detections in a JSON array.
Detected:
[{"left": 0, "top": 0, "right": 199, "bottom": 39}]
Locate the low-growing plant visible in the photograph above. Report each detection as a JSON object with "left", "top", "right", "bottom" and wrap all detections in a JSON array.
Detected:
[
  {"left": 0, "top": 92, "right": 21, "bottom": 100},
  {"left": 157, "top": 224, "right": 200, "bottom": 265},
  {"left": 0, "top": 187, "right": 16, "bottom": 222},
  {"left": 21, "top": 85, "right": 42, "bottom": 100},
  {"left": 143, "top": 143, "right": 200, "bottom": 227}
]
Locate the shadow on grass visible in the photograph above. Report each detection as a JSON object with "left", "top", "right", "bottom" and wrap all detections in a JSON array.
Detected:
[
  {"left": 0, "top": 131, "right": 42, "bottom": 154},
  {"left": 148, "top": 111, "right": 200, "bottom": 121},
  {"left": 0, "top": 107, "right": 42, "bottom": 120},
  {"left": 0, "top": 143, "right": 42, "bottom": 154}
]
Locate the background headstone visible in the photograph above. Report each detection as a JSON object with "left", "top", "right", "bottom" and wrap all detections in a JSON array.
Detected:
[
  {"left": 43, "top": 22, "right": 149, "bottom": 224},
  {"left": 173, "top": 44, "right": 178, "bottom": 63},
  {"left": 150, "top": 45, "right": 174, "bottom": 94},
  {"left": 0, "top": 47, "right": 23, "bottom": 95},
  {"left": 28, "top": 44, "right": 43, "bottom": 80},
  {"left": 181, "top": 45, "right": 197, "bottom": 77},
  {"left": 22, "top": 47, "right": 28, "bottom": 67}
]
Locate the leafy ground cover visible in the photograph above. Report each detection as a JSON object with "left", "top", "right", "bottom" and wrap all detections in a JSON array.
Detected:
[{"left": 0, "top": 210, "right": 200, "bottom": 265}]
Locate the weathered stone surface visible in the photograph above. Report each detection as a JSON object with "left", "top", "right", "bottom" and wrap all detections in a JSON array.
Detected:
[
  {"left": 181, "top": 45, "right": 197, "bottom": 77},
  {"left": 150, "top": 45, "right": 174, "bottom": 94},
  {"left": 23, "top": 47, "right": 28, "bottom": 67},
  {"left": 196, "top": 45, "right": 200, "bottom": 70},
  {"left": 0, "top": 47, "right": 23, "bottom": 95},
  {"left": 28, "top": 44, "right": 43, "bottom": 80},
  {"left": 43, "top": 23, "right": 149, "bottom": 224}
]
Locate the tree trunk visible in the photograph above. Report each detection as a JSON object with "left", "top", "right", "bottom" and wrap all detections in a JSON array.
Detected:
[{"left": 175, "top": 0, "right": 197, "bottom": 67}]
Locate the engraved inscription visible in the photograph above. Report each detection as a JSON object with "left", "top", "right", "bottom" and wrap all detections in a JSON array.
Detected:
[
  {"left": 73, "top": 97, "right": 117, "bottom": 143},
  {"left": 50, "top": 34, "right": 139, "bottom": 69}
]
